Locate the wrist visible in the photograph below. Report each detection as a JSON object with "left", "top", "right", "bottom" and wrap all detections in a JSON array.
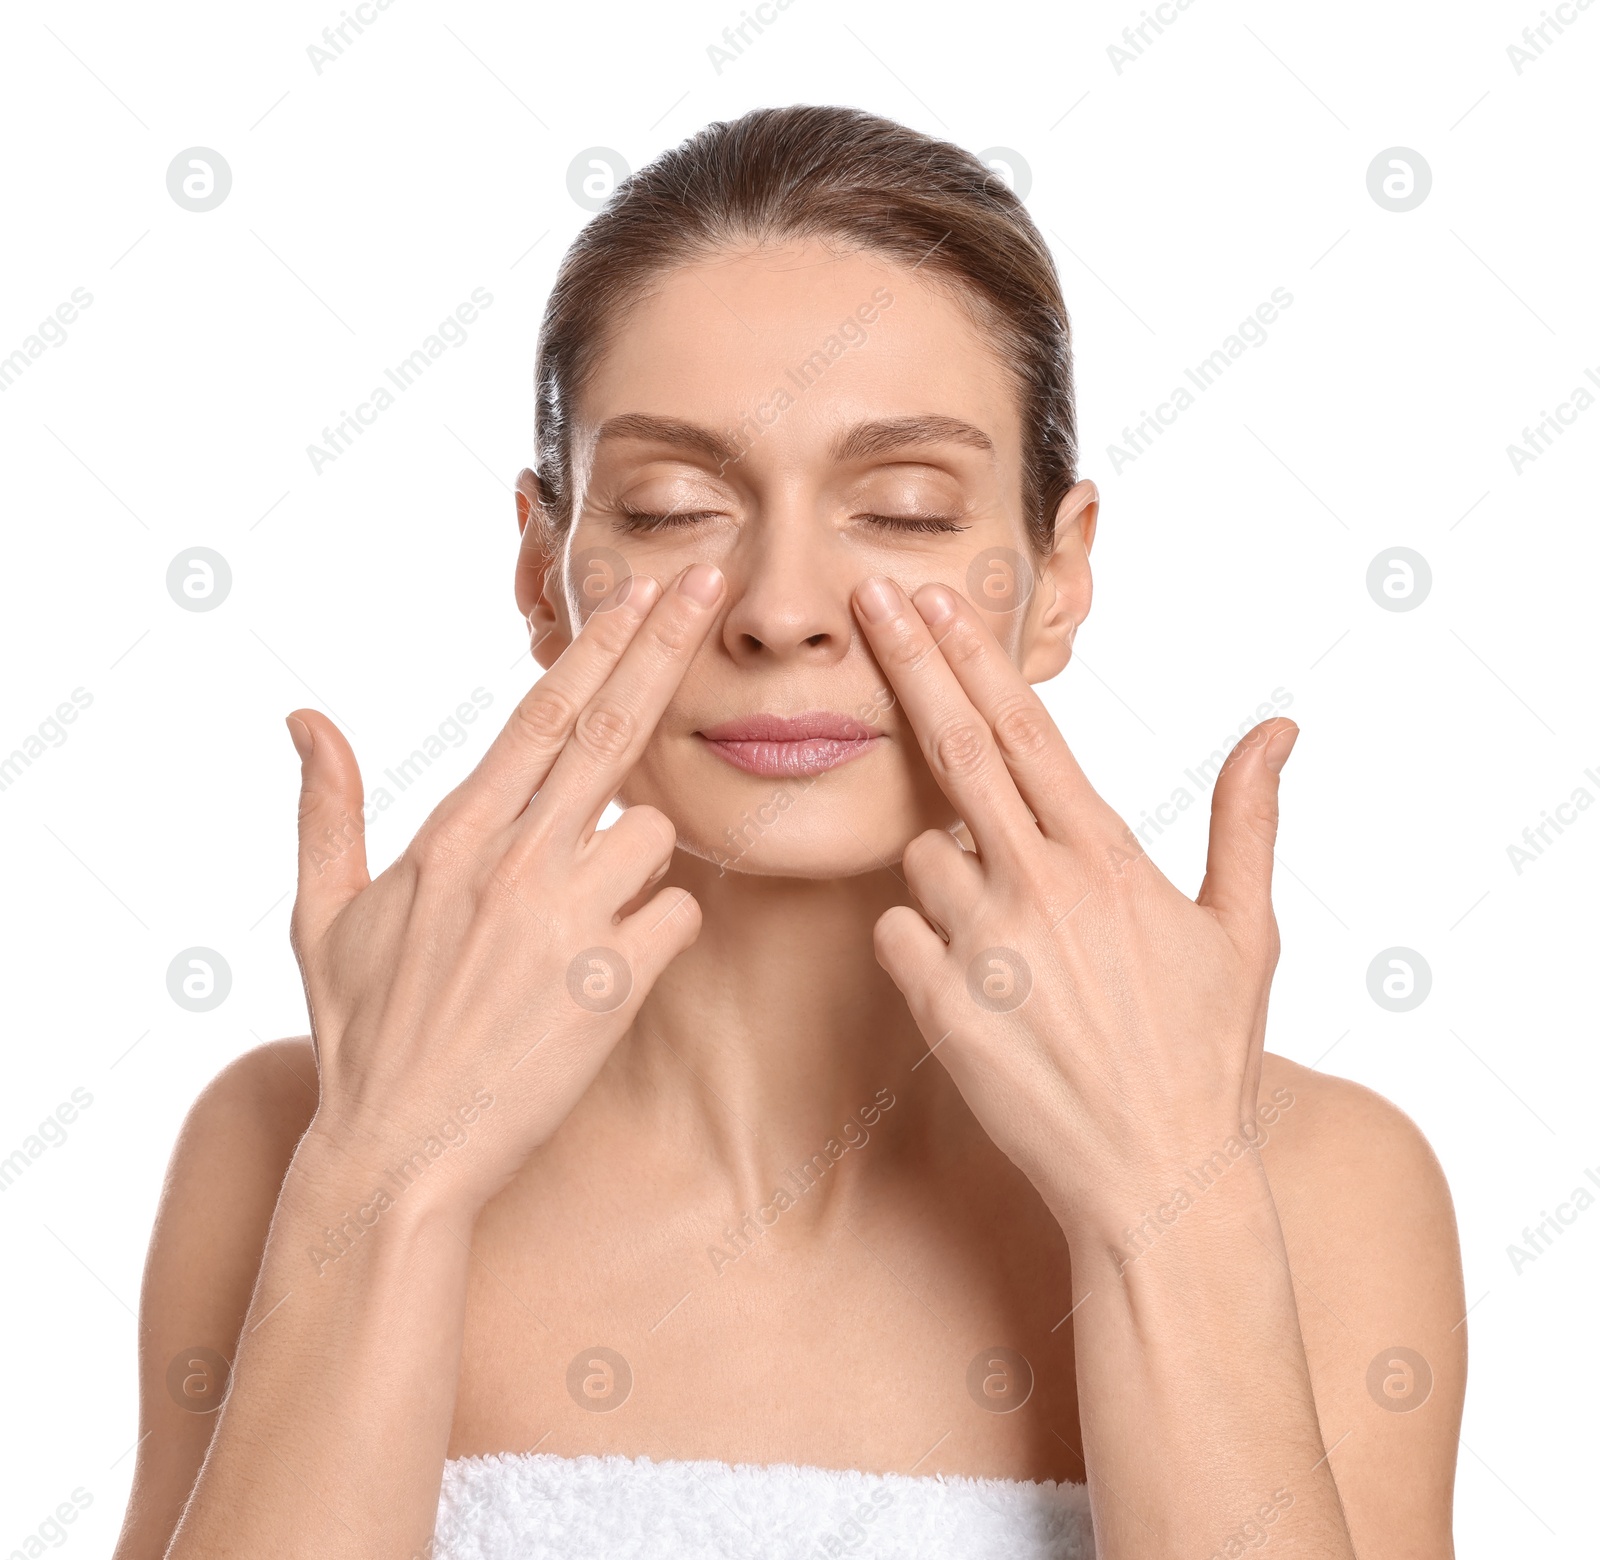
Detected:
[
  {"left": 1050, "top": 1135, "right": 1278, "bottom": 1261},
  {"left": 286, "top": 1116, "right": 486, "bottom": 1240}
]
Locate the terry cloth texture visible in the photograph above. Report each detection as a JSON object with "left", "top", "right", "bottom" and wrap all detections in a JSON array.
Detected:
[{"left": 434, "top": 1450, "right": 1095, "bottom": 1559}]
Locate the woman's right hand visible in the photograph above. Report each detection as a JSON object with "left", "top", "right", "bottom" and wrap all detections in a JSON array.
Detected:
[{"left": 284, "top": 562, "right": 726, "bottom": 1217}]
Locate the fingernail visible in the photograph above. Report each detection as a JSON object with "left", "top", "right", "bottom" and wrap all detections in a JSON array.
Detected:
[
  {"left": 856, "top": 576, "right": 902, "bottom": 624},
  {"left": 915, "top": 585, "right": 957, "bottom": 625},
  {"left": 1264, "top": 725, "right": 1299, "bottom": 774},
  {"left": 286, "top": 715, "right": 314, "bottom": 761},
  {"left": 678, "top": 563, "right": 724, "bottom": 606}
]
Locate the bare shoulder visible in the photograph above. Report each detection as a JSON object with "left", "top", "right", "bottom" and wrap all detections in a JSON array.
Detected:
[
  {"left": 112, "top": 1038, "right": 319, "bottom": 1560},
  {"left": 1257, "top": 1052, "right": 1461, "bottom": 1284},
  {"left": 166, "top": 1034, "right": 320, "bottom": 1184},
  {"left": 1256, "top": 1052, "right": 1465, "bottom": 1557}
]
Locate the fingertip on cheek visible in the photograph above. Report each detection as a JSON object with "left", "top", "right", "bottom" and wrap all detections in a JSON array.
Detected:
[
  {"left": 914, "top": 585, "right": 958, "bottom": 626},
  {"left": 678, "top": 563, "right": 725, "bottom": 606},
  {"left": 617, "top": 572, "right": 661, "bottom": 616},
  {"left": 855, "top": 575, "right": 903, "bottom": 624}
]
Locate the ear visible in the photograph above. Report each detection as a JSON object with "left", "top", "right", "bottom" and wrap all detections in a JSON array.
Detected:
[
  {"left": 1020, "top": 479, "right": 1097, "bottom": 684},
  {"left": 514, "top": 468, "right": 569, "bottom": 671}
]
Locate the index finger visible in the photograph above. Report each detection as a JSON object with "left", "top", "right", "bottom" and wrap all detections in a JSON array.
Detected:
[
  {"left": 442, "top": 571, "right": 665, "bottom": 835},
  {"left": 533, "top": 561, "right": 727, "bottom": 843},
  {"left": 852, "top": 573, "right": 1039, "bottom": 863}
]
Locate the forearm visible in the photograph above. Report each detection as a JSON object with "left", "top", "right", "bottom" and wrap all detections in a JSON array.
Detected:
[
  {"left": 167, "top": 1129, "right": 475, "bottom": 1560},
  {"left": 1059, "top": 1154, "right": 1356, "bottom": 1560}
]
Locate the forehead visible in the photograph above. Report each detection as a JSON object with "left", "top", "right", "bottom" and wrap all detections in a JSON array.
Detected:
[{"left": 576, "top": 240, "right": 1024, "bottom": 471}]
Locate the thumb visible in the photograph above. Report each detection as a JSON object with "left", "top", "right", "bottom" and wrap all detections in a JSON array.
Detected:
[
  {"left": 1196, "top": 718, "right": 1297, "bottom": 938},
  {"left": 286, "top": 709, "right": 370, "bottom": 943}
]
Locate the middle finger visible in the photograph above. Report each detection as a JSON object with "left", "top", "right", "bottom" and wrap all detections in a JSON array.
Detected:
[
  {"left": 531, "top": 562, "right": 727, "bottom": 845},
  {"left": 852, "top": 573, "right": 1038, "bottom": 864}
]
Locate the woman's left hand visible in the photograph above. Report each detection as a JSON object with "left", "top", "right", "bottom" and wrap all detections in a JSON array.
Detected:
[{"left": 852, "top": 573, "right": 1299, "bottom": 1245}]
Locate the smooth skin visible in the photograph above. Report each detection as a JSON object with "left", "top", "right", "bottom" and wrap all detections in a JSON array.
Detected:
[{"left": 114, "top": 242, "right": 1464, "bottom": 1560}]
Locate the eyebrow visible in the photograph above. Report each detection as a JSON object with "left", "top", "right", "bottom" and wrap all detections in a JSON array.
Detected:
[
  {"left": 590, "top": 411, "right": 995, "bottom": 472},
  {"left": 829, "top": 415, "right": 996, "bottom": 463},
  {"left": 592, "top": 413, "right": 743, "bottom": 468}
]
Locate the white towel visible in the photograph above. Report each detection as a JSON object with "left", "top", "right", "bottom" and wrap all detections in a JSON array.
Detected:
[{"left": 433, "top": 1449, "right": 1094, "bottom": 1559}]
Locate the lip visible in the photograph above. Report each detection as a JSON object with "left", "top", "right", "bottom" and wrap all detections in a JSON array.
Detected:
[{"left": 697, "top": 710, "right": 884, "bottom": 778}]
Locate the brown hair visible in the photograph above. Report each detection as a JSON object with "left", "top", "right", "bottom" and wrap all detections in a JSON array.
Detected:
[{"left": 534, "top": 105, "right": 1076, "bottom": 553}]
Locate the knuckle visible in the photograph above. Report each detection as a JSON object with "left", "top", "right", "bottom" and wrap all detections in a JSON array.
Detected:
[
  {"left": 992, "top": 698, "right": 1052, "bottom": 761},
  {"left": 630, "top": 886, "right": 697, "bottom": 952},
  {"left": 406, "top": 821, "right": 443, "bottom": 866},
  {"left": 878, "top": 620, "right": 926, "bottom": 672},
  {"left": 299, "top": 806, "right": 362, "bottom": 865},
  {"left": 940, "top": 617, "right": 986, "bottom": 668},
  {"left": 902, "top": 827, "right": 951, "bottom": 878},
  {"left": 635, "top": 804, "right": 678, "bottom": 853},
  {"left": 873, "top": 903, "right": 920, "bottom": 960},
  {"left": 1244, "top": 796, "right": 1281, "bottom": 838},
  {"left": 648, "top": 610, "right": 695, "bottom": 660},
  {"left": 491, "top": 845, "right": 547, "bottom": 905},
  {"left": 574, "top": 699, "right": 636, "bottom": 762},
  {"left": 593, "top": 596, "right": 644, "bottom": 645},
  {"left": 1098, "top": 822, "right": 1146, "bottom": 879},
  {"left": 1263, "top": 914, "right": 1283, "bottom": 965},
  {"left": 511, "top": 686, "right": 575, "bottom": 748},
  {"left": 931, "top": 719, "right": 987, "bottom": 778},
  {"left": 294, "top": 783, "right": 325, "bottom": 827},
  {"left": 660, "top": 884, "right": 700, "bottom": 933},
  {"left": 409, "top": 816, "right": 473, "bottom": 874}
]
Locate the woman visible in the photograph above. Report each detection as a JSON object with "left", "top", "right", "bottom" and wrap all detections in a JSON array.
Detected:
[{"left": 113, "top": 106, "right": 1464, "bottom": 1559}]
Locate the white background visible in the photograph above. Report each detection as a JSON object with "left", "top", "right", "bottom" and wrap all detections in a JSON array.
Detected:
[{"left": 1, "top": 0, "right": 1595, "bottom": 1553}]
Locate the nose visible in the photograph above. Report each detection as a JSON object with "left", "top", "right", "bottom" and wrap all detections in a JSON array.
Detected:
[{"left": 716, "top": 505, "right": 856, "bottom": 667}]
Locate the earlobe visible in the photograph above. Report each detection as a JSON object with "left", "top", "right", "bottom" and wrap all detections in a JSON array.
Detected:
[{"left": 526, "top": 596, "right": 568, "bottom": 670}]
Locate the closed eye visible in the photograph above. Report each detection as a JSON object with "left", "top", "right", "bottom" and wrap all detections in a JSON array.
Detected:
[
  {"left": 616, "top": 505, "right": 723, "bottom": 533},
  {"left": 856, "top": 513, "right": 971, "bottom": 535},
  {"left": 617, "top": 507, "right": 970, "bottom": 536}
]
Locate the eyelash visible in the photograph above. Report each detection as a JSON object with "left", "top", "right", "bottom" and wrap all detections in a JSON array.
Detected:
[
  {"left": 615, "top": 506, "right": 969, "bottom": 536},
  {"left": 860, "top": 513, "right": 970, "bottom": 535},
  {"left": 616, "top": 506, "right": 721, "bottom": 533}
]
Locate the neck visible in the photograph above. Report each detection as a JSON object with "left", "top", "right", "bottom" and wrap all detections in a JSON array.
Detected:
[{"left": 591, "top": 851, "right": 958, "bottom": 1207}]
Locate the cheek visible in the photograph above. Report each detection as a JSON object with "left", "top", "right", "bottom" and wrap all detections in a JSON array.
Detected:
[
  {"left": 568, "top": 518, "right": 737, "bottom": 601},
  {"left": 955, "top": 543, "right": 1038, "bottom": 634},
  {"left": 972, "top": 604, "right": 1029, "bottom": 661}
]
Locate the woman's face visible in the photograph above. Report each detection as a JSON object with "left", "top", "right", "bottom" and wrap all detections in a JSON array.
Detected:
[{"left": 519, "top": 240, "right": 1094, "bottom": 877}]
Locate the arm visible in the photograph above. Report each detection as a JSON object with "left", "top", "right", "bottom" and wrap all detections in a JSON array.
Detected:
[
  {"left": 851, "top": 572, "right": 1461, "bottom": 1557},
  {"left": 1063, "top": 1064, "right": 1465, "bottom": 1557},
  {"left": 160, "top": 1118, "right": 477, "bottom": 1558},
  {"left": 111, "top": 561, "right": 726, "bottom": 1560},
  {"left": 112, "top": 1036, "right": 476, "bottom": 1560},
  {"left": 112, "top": 1039, "right": 318, "bottom": 1560},
  {"left": 1063, "top": 1146, "right": 1349, "bottom": 1555},
  {"left": 1260, "top": 1058, "right": 1465, "bottom": 1556}
]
